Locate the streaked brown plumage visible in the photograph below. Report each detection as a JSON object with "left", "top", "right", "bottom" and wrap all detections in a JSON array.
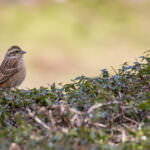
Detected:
[{"left": 0, "top": 46, "right": 26, "bottom": 88}]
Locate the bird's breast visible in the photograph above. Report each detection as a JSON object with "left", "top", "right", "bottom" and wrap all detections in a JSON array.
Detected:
[{"left": 15, "top": 59, "right": 26, "bottom": 86}]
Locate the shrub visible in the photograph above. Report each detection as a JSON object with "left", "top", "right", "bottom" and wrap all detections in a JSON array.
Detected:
[{"left": 0, "top": 52, "right": 149, "bottom": 150}]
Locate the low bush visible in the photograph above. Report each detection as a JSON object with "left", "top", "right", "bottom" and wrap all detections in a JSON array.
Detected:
[{"left": 0, "top": 52, "right": 149, "bottom": 150}]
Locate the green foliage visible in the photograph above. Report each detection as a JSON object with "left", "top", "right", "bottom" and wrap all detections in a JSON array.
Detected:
[{"left": 0, "top": 53, "right": 150, "bottom": 150}]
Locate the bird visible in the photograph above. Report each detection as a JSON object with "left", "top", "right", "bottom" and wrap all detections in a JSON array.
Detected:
[{"left": 0, "top": 46, "right": 26, "bottom": 89}]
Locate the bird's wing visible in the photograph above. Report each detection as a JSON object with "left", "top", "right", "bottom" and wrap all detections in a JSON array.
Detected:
[{"left": 0, "top": 59, "right": 18, "bottom": 84}]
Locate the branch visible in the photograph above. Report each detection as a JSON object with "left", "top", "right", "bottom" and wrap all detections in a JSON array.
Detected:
[
  {"left": 26, "top": 107, "right": 50, "bottom": 130},
  {"left": 87, "top": 101, "right": 121, "bottom": 113}
]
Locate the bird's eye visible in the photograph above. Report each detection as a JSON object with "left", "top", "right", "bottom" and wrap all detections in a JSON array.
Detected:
[{"left": 16, "top": 50, "right": 19, "bottom": 53}]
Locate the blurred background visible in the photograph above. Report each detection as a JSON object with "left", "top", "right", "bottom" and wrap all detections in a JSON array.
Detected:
[{"left": 0, "top": 0, "right": 150, "bottom": 88}]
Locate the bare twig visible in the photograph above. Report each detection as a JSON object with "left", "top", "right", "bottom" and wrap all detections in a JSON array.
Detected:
[
  {"left": 88, "top": 103, "right": 103, "bottom": 113},
  {"left": 68, "top": 107, "right": 83, "bottom": 115},
  {"left": 89, "top": 122, "right": 108, "bottom": 128},
  {"left": 123, "top": 115, "right": 139, "bottom": 125},
  {"left": 71, "top": 114, "right": 82, "bottom": 127},
  {"left": 121, "top": 129, "right": 126, "bottom": 142},
  {"left": 87, "top": 101, "right": 121, "bottom": 113},
  {"left": 49, "top": 110, "right": 56, "bottom": 126},
  {"left": 26, "top": 107, "right": 50, "bottom": 130},
  {"left": 71, "top": 114, "right": 78, "bottom": 123},
  {"left": 58, "top": 127, "right": 69, "bottom": 134}
]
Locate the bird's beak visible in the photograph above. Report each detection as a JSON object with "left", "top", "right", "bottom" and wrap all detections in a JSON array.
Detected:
[{"left": 21, "top": 50, "right": 26, "bottom": 55}]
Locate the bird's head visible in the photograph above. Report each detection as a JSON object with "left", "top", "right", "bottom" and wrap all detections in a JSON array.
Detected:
[{"left": 6, "top": 46, "right": 26, "bottom": 58}]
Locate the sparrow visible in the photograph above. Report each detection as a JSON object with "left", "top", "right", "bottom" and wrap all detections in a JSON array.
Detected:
[{"left": 0, "top": 46, "right": 26, "bottom": 88}]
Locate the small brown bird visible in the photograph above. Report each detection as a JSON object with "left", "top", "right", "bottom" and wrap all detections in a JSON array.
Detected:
[{"left": 0, "top": 46, "right": 26, "bottom": 89}]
